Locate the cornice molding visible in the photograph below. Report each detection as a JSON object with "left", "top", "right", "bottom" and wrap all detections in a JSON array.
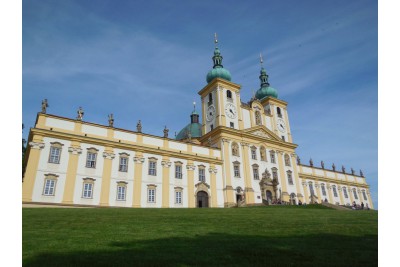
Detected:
[
  {"left": 29, "top": 141, "right": 45, "bottom": 150},
  {"left": 161, "top": 161, "right": 172, "bottom": 168},
  {"left": 68, "top": 146, "right": 82, "bottom": 155},
  {"left": 102, "top": 152, "right": 115, "bottom": 160}
]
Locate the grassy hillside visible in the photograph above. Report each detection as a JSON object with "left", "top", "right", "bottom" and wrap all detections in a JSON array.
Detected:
[{"left": 23, "top": 205, "right": 377, "bottom": 266}]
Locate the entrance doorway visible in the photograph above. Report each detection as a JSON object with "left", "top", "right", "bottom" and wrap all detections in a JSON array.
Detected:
[
  {"left": 290, "top": 193, "right": 297, "bottom": 205},
  {"left": 197, "top": 191, "right": 209, "bottom": 208},
  {"left": 266, "top": 190, "right": 273, "bottom": 202}
]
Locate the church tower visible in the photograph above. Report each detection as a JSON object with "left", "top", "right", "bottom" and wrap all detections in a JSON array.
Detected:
[{"left": 198, "top": 34, "right": 244, "bottom": 135}]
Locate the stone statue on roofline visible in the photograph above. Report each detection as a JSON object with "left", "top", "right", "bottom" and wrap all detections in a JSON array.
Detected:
[
  {"left": 77, "top": 107, "right": 84, "bottom": 121},
  {"left": 163, "top": 126, "right": 169, "bottom": 138},
  {"left": 41, "top": 99, "right": 49, "bottom": 113},
  {"left": 309, "top": 158, "right": 313, "bottom": 167},
  {"left": 108, "top": 113, "right": 114, "bottom": 127},
  {"left": 137, "top": 120, "right": 142, "bottom": 133},
  {"left": 332, "top": 163, "right": 336, "bottom": 172},
  {"left": 297, "top": 156, "right": 301, "bottom": 165},
  {"left": 360, "top": 169, "right": 364, "bottom": 177},
  {"left": 351, "top": 167, "right": 355, "bottom": 175},
  {"left": 321, "top": 160, "right": 325, "bottom": 169},
  {"left": 342, "top": 165, "right": 346, "bottom": 173}
]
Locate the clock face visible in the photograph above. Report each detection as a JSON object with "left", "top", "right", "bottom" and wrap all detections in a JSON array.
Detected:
[
  {"left": 206, "top": 105, "right": 216, "bottom": 121},
  {"left": 225, "top": 103, "right": 237, "bottom": 119},
  {"left": 277, "top": 118, "right": 286, "bottom": 132}
]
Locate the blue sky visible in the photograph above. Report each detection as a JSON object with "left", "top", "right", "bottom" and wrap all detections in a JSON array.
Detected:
[{"left": 22, "top": 0, "right": 378, "bottom": 208}]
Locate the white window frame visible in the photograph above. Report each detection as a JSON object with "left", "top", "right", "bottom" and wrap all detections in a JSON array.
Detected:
[
  {"left": 362, "top": 190, "right": 367, "bottom": 200},
  {"left": 353, "top": 189, "right": 358, "bottom": 199},
  {"left": 233, "top": 164, "right": 240, "bottom": 178},
  {"left": 48, "top": 146, "right": 61, "bottom": 164},
  {"left": 333, "top": 186, "right": 338, "bottom": 197},
  {"left": 270, "top": 151, "right": 276, "bottom": 164},
  {"left": 82, "top": 183, "right": 93, "bottom": 198},
  {"left": 199, "top": 168, "right": 205, "bottom": 182},
  {"left": 86, "top": 152, "right": 97, "bottom": 168},
  {"left": 321, "top": 184, "right": 327, "bottom": 196},
  {"left": 43, "top": 179, "right": 56, "bottom": 196},
  {"left": 175, "top": 191, "right": 182, "bottom": 204},
  {"left": 148, "top": 188, "right": 156, "bottom": 203},
  {"left": 287, "top": 171, "right": 293, "bottom": 185},
  {"left": 119, "top": 157, "right": 128, "bottom": 172},
  {"left": 251, "top": 149, "right": 257, "bottom": 160},
  {"left": 117, "top": 184, "right": 126, "bottom": 201},
  {"left": 253, "top": 166, "right": 259, "bottom": 180},
  {"left": 343, "top": 187, "right": 348, "bottom": 198},
  {"left": 175, "top": 164, "right": 182, "bottom": 179},
  {"left": 148, "top": 160, "right": 157, "bottom": 176}
]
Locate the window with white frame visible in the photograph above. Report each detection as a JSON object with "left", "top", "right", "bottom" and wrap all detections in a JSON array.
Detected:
[
  {"left": 251, "top": 147, "right": 257, "bottom": 160},
  {"left": 85, "top": 148, "right": 98, "bottom": 168},
  {"left": 82, "top": 178, "right": 95, "bottom": 198},
  {"left": 116, "top": 182, "right": 127, "bottom": 201},
  {"left": 270, "top": 150, "right": 276, "bottom": 163},
  {"left": 353, "top": 189, "right": 358, "bottom": 199},
  {"left": 198, "top": 166, "right": 206, "bottom": 182},
  {"left": 48, "top": 142, "right": 63, "bottom": 164},
  {"left": 252, "top": 165, "right": 259, "bottom": 180},
  {"left": 43, "top": 174, "right": 58, "bottom": 196},
  {"left": 233, "top": 162, "right": 241, "bottom": 178},
  {"left": 308, "top": 182, "right": 314, "bottom": 196},
  {"left": 147, "top": 185, "right": 156, "bottom": 203},
  {"left": 321, "top": 184, "right": 327, "bottom": 196},
  {"left": 175, "top": 162, "right": 183, "bottom": 179},
  {"left": 119, "top": 154, "right": 129, "bottom": 172},
  {"left": 343, "top": 187, "right": 348, "bottom": 198},
  {"left": 175, "top": 188, "right": 183, "bottom": 204},
  {"left": 287, "top": 171, "right": 293, "bottom": 185},
  {"left": 362, "top": 190, "right": 367, "bottom": 201},
  {"left": 332, "top": 186, "right": 338, "bottom": 197},
  {"left": 148, "top": 158, "right": 157, "bottom": 176}
]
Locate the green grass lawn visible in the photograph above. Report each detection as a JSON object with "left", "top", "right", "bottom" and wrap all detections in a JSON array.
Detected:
[{"left": 23, "top": 205, "right": 377, "bottom": 267}]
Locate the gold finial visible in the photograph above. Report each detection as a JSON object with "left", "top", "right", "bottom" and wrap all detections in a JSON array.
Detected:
[
  {"left": 214, "top": 33, "right": 218, "bottom": 46},
  {"left": 260, "top": 53, "right": 264, "bottom": 66}
]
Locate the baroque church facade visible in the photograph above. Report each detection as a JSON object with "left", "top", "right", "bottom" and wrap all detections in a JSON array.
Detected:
[{"left": 22, "top": 38, "right": 374, "bottom": 209}]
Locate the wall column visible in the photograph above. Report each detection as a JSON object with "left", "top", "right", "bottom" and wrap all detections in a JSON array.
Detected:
[
  {"left": 241, "top": 142, "right": 255, "bottom": 204},
  {"left": 161, "top": 158, "right": 171, "bottom": 208},
  {"left": 132, "top": 153, "right": 144, "bottom": 207},
  {"left": 99, "top": 148, "right": 115, "bottom": 206},
  {"left": 338, "top": 186, "right": 345, "bottom": 205},
  {"left": 22, "top": 136, "right": 44, "bottom": 202},
  {"left": 62, "top": 141, "right": 82, "bottom": 204},
  {"left": 277, "top": 150, "right": 289, "bottom": 202},
  {"left": 221, "top": 138, "right": 234, "bottom": 207},
  {"left": 291, "top": 154, "right": 304, "bottom": 203},
  {"left": 314, "top": 182, "right": 322, "bottom": 203},
  {"left": 209, "top": 165, "right": 218, "bottom": 207},
  {"left": 186, "top": 162, "right": 195, "bottom": 208}
]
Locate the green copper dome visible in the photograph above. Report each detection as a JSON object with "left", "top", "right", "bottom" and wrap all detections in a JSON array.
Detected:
[
  {"left": 206, "top": 46, "right": 232, "bottom": 83},
  {"left": 255, "top": 67, "right": 278, "bottom": 99},
  {"left": 175, "top": 122, "right": 202, "bottom": 140}
]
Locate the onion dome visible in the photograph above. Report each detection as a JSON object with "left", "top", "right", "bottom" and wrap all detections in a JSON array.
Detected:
[
  {"left": 255, "top": 54, "right": 278, "bottom": 100},
  {"left": 206, "top": 34, "right": 232, "bottom": 83},
  {"left": 176, "top": 103, "right": 202, "bottom": 141}
]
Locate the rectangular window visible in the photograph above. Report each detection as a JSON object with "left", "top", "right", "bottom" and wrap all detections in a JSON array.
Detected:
[
  {"left": 251, "top": 150, "right": 257, "bottom": 160},
  {"left": 117, "top": 185, "right": 126, "bottom": 201},
  {"left": 281, "top": 136, "right": 285, "bottom": 141},
  {"left": 234, "top": 165, "right": 240, "bottom": 177},
  {"left": 49, "top": 147, "right": 61, "bottom": 164},
  {"left": 270, "top": 153, "right": 276, "bottom": 164},
  {"left": 119, "top": 157, "right": 128, "bottom": 172},
  {"left": 343, "top": 188, "right": 348, "bottom": 198},
  {"left": 199, "top": 168, "right": 205, "bottom": 182},
  {"left": 353, "top": 190, "right": 358, "bottom": 200},
  {"left": 43, "top": 179, "right": 56, "bottom": 196},
  {"left": 82, "top": 183, "right": 93, "bottom": 198},
  {"left": 253, "top": 167, "right": 259, "bottom": 180},
  {"left": 287, "top": 172, "right": 293, "bottom": 185},
  {"left": 86, "top": 152, "right": 97, "bottom": 168},
  {"left": 230, "top": 122, "right": 234, "bottom": 128},
  {"left": 148, "top": 161, "right": 157, "bottom": 176},
  {"left": 362, "top": 191, "right": 367, "bottom": 200},
  {"left": 321, "top": 185, "right": 327, "bottom": 196},
  {"left": 175, "top": 191, "right": 182, "bottom": 204},
  {"left": 148, "top": 189, "right": 155, "bottom": 203},
  {"left": 210, "top": 124, "right": 214, "bottom": 131},
  {"left": 333, "top": 187, "right": 338, "bottom": 197},
  {"left": 308, "top": 183, "right": 314, "bottom": 195},
  {"left": 175, "top": 165, "right": 182, "bottom": 179}
]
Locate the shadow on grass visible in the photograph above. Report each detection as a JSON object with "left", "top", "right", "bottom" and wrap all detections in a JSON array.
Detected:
[{"left": 24, "top": 233, "right": 377, "bottom": 267}]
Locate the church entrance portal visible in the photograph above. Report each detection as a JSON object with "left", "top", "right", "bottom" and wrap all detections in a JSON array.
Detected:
[
  {"left": 266, "top": 190, "right": 273, "bottom": 202},
  {"left": 197, "top": 191, "right": 209, "bottom": 208}
]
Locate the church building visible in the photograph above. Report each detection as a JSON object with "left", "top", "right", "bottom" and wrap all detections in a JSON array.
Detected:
[{"left": 22, "top": 36, "right": 374, "bottom": 209}]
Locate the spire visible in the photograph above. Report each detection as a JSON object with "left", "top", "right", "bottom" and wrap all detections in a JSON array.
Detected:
[
  {"left": 190, "top": 101, "right": 199, "bottom": 123},
  {"left": 259, "top": 52, "right": 269, "bottom": 87},
  {"left": 212, "top": 32, "right": 223, "bottom": 68}
]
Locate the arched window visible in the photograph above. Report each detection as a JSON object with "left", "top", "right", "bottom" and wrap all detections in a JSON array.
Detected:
[
  {"left": 232, "top": 142, "right": 240, "bottom": 157},
  {"left": 284, "top": 154, "right": 291, "bottom": 166},
  {"left": 308, "top": 182, "right": 314, "bottom": 196},
  {"left": 277, "top": 107, "right": 282, "bottom": 118},
  {"left": 362, "top": 190, "right": 367, "bottom": 201},
  {"left": 260, "top": 146, "right": 266, "bottom": 161},
  {"left": 353, "top": 188, "right": 358, "bottom": 199},
  {"left": 343, "top": 187, "right": 348, "bottom": 198},
  {"left": 251, "top": 146, "right": 257, "bottom": 160},
  {"left": 255, "top": 111, "right": 262, "bottom": 125},
  {"left": 269, "top": 150, "right": 276, "bottom": 163},
  {"left": 227, "top": 90, "right": 232, "bottom": 99}
]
